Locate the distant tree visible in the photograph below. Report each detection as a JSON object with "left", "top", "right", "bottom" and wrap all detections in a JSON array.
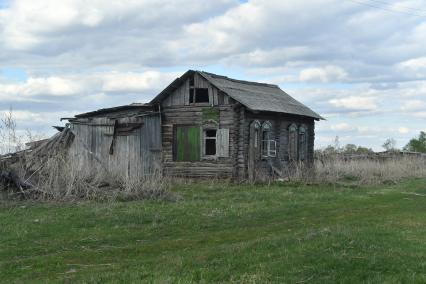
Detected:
[
  {"left": 404, "top": 131, "right": 426, "bottom": 153},
  {"left": 323, "top": 145, "right": 337, "bottom": 155},
  {"left": 316, "top": 143, "right": 373, "bottom": 159},
  {"left": 356, "top": 146, "right": 373, "bottom": 154},
  {"left": 382, "top": 138, "right": 397, "bottom": 151},
  {"left": 343, "top": 144, "right": 357, "bottom": 154}
]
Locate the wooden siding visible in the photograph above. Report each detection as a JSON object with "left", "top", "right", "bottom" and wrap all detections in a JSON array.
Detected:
[{"left": 68, "top": 114, "right": 161, "bottom": 178}]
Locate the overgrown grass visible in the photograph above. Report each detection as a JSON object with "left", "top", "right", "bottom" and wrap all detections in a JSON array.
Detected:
[
  {"left": 2, "top": 179, "right": 426, "bottom": 283},
  {"left": 290, "top": 156, "right": 426, "bottom": 185},
  {"left": 2, "top": 154, "right": 170, "bottom": 202}
]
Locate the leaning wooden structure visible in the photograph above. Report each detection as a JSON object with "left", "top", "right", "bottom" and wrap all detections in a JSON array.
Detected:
[{"left": 63, "top": 70, "right": 323, "bottom": 180}]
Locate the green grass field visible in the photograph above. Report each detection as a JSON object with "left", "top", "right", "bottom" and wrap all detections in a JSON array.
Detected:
[{"left": 2, "top": 179, "right": 426, "bottom": 283}]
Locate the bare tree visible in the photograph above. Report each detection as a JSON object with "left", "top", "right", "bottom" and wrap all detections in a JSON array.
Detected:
[
  {"left": 382, "top": 138, "right": 397, "bottom": 151},
  {"left": 0, "top": 107, "right": 22, "bottom": 154}
]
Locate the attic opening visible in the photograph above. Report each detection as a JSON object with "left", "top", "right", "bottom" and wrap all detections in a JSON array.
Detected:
[{"left": 189, "top": 88, "right": 209, "bottom": 103}]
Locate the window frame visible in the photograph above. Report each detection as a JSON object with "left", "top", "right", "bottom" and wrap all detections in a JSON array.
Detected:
[
  {"left": 261, "top": 121, "right": 276, "bottom": 158},
  {"left": 203, "top": 128, "right": 217, "bottom": 157}
]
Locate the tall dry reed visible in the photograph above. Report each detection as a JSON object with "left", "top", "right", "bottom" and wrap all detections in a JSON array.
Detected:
[
  {"left": 23, "top": 154, "right": 171, "bottom": 202},
  {"left": 289, "top": 156, "right": 426, "bottom": 185}
]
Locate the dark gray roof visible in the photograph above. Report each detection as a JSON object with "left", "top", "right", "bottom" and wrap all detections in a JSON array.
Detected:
[
  {"left": 70, "top": 103, "right": 154, "bottom": 119},
  {"left": 151, "top": 70, "right": 323, "bottom": 120}
]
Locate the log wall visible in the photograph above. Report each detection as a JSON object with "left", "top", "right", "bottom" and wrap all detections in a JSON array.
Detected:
[{"left": 243, "top": 112, "right": 315, "bottom": 178}]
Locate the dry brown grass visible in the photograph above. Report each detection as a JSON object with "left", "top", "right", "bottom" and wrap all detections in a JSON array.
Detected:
[
  {"left": 289, "top": 156, "right": 426, "bottom": 185},
  {"left": 12, "top": 154, "right": 172, "bottom": 202}
]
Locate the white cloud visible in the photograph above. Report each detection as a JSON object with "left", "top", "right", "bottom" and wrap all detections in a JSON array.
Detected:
[
  {"left": 399, "top": 57, "right": 426, "bottom": 70},
  {"left": 0, "top": 70, "right": 178, "bottom": 98},
  {"left": 398, "top": 127, "right": 410, "bottom": 134},
  {"left": 401, "top": 100, "right": 426, "bottom": 111},
  {"left": 101, "top": 71, "right": 176, "bottom": 93},
  {"left": 397, "top": 57, "right": 426, "bottom": 78},
  {"left": 413, "top": 112, "right": 426, "bottom": 118},
  {"left": 330, "top": 123, "right": 353, "bottom": 131},
  {"left": 299, "top": 65, "right": 347, "bottom": 83},
  {"left": 329, "top": 96, "right": 377, "bottom": 111},
  {"left": 0, "top": 109, "right": 75, "bottom": 125},
  {"left": 0, "top": 0, "right": 237, "bottom": 51}
]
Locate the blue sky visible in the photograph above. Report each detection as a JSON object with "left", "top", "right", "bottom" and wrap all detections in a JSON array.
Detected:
[
  {"left": 0, "top": 0, "right": 425, "bottom": 150},
  {"left": 0, "top": 0, "right": 8, "bottom": 9}
]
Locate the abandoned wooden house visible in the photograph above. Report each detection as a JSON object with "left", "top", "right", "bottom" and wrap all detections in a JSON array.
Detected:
[{"left": 64, "top": 70, "right": 323, "bottom": 180}]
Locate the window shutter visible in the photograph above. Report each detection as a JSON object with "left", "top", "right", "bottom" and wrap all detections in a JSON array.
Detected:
[{"left": 217, "top": 128, "right": 229, "bottom": 157}]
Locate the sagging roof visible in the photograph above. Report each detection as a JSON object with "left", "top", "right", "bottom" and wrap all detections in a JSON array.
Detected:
[
  {"left": 150, "top": 70, "right": 324, "bottom": 120},
  {"left": 66, "top": 103, "right": 155, "bottom": 119}
]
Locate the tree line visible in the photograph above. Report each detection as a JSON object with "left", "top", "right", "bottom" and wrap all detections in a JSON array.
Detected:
[{"left": 318, "top": 131, "right": 426, "bottom": 155}]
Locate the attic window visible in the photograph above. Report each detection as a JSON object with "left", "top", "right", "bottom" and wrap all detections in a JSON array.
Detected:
[{"left": 189, "top": 88, "right": 209, "bottom": 104}]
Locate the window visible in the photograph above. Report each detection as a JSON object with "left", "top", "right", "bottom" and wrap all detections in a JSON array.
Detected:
[
  {"left": 204, "top": 129, "right": 217, "bottom": 156},
  {"left": 261, "top": 121, "right": 276, "bottom": 157},
  {"left": 288, "top": 124, "right": 298, "bottom": 161},
  {"left": 202, "top": 128, "right": 229, "bottom": 157},
  {"left": 299, "top": 125, "right": 307, "bottom": 161}
]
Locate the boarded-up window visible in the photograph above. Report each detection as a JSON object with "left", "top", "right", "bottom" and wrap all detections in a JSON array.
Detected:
[
  {"left": 299, "top": 125, "right": 307, "bottom": 161},
  {"left": 217, "top": 128, "right": 229, "bottom": 157},
  {"left": 174, "top": 125, "right": 200, "bottom": 161},
  {"left": 288, "top": 124, "right": 298, "bottom": 161}
]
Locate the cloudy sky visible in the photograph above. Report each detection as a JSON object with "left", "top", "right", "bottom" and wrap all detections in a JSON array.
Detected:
[{"left": 0, "top": 0, "right": 425, "bottom": 150}]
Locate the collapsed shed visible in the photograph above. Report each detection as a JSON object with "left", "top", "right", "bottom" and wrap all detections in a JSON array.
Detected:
[{"left": 65, "top": 104, "right": 162, "bottom": 178}]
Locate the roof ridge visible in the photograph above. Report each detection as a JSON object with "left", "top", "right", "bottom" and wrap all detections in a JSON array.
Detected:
[{"left": 198, "top": 71, "right": 279, "bottom": 88}]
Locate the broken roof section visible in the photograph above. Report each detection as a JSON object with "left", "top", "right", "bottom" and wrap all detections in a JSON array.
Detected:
[
  {"left": 150, "top": 70, "right": 324, "bottom": 120},
  {"left": 64, "top": 103, "right": 156, "bottom": 120}
]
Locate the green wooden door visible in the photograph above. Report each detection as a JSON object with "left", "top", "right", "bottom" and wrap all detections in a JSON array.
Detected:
[{"left": 176, "top": 126, "right": 200, "bottom": 161}]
